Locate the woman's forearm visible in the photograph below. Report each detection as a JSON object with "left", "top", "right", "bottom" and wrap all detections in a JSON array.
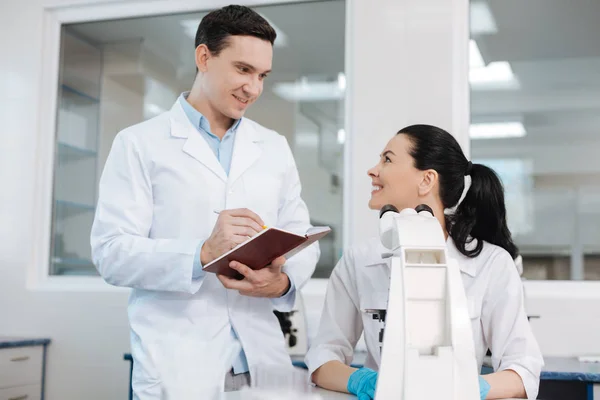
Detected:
[
  {"left": 311, "top": 361, "right": 358, "bottom": 393},
  {"left": 313, "top": 363, "right": 526, "bottom": 399},
  {"left": 483, "top": 370, "right": 527, "bottom": 399}
]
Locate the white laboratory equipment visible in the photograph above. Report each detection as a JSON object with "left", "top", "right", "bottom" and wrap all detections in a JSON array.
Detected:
[{"left": 372, "top": 204, "right": 481, "bottom": 400}]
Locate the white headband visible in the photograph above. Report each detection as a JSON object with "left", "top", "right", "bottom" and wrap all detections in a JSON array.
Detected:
[{"left": 444, "top": 175, "right": 472, "bottom": 215}]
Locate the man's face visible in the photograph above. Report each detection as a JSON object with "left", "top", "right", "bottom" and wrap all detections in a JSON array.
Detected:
[{"left": 202, "top": 35, "right": 273, "bottom": 120}]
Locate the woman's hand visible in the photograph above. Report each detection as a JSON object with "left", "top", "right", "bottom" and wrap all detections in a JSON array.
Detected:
[
  {"left": 347, "top": 368, "right": 378, "bottom": 400},
  {"left": 481, "top": 370, "right": 527, "bottom": 399},
  {"left": 479, "top": 375, "right": 491, "bottom": 399}
]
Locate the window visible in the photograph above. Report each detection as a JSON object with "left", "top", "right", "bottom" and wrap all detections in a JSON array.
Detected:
[
  {"left": 51, "top": 30, "right": 102, "bottom": 275},
  {"left": 49, "top": 1, "right": 345, "bottom": 277},
  {"left": 469, "top": 0, "right": 600, "bottom": 280}
]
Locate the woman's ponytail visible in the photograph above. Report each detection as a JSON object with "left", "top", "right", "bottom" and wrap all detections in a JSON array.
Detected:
[{"left": 449, "top": 163, "right": 518, "bottom": 259}]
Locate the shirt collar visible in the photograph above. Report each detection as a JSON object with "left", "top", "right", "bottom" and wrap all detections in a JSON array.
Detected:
[{"left": 178, "top": 92, "right": 242, "bottom": 136}]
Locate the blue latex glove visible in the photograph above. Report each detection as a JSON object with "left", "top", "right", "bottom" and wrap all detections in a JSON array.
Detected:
[
  {"left": 347, "top": 367, "right": 378, "bottom": 400},
  {"left": 479, "top": 375, "right": 491, "bottom": 400}
]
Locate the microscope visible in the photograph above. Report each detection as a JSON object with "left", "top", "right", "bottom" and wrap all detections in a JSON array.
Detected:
[{"left": 369, "top": 204, "right": 480, "bottom": 399}]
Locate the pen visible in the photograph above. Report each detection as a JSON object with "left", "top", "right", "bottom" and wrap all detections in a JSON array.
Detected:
[{"left": 213, "top": 210, "right": 267, "bottom": 229}]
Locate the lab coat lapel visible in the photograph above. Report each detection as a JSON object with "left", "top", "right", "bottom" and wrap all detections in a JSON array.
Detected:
[
  {"left": 228, "top": 120, "right": 262, "bottom": 185},
  {"left": 169, "top": 101, "right": 227, "bottom": 183}
]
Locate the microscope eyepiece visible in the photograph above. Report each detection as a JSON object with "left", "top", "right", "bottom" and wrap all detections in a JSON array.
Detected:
[
  {"left": 415, "top": 204, "right": 434, "bottom": 216},
  {"left": 379, "top": 204, "right": 399, "bottom": 218}
]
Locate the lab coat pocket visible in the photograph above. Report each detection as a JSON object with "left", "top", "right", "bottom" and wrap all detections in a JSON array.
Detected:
[
  {"left": 360, "top": 291, "right": 389, "bottom": 313},
  {"left": 360, "top": 291, "right": 389, "bottom": 344}
]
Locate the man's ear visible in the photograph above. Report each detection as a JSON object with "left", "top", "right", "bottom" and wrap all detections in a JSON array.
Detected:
[
  {"left": 195, "top": 44, "right": 210, "bottom": 73},
  {"left": 418, "top": 169, "right": 438, "bottom": 197}
]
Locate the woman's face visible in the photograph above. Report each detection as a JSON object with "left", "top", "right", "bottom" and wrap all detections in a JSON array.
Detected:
[{"left": 367, "top": 134, "right": 424, "bottom": 211}]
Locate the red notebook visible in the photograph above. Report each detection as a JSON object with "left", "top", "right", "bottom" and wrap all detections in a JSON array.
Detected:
[{"left": 202, "top": 226, "right": 331, "bottom": 279}]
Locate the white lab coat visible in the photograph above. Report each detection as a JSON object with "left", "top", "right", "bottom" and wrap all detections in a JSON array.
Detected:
[
  {"left": 90, "top": 100, "right": 319, "bottom": 399},
  {"left": 305, "top": 237, "right": 544, "bottom": 399}
]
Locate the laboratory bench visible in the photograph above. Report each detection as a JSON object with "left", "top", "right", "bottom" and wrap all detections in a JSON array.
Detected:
[
  {"left": 220, "top": 387, "right": 526, "bottom": 399},
  {"left": 0, "top": 337, "right": 51, "bottom": 400}
]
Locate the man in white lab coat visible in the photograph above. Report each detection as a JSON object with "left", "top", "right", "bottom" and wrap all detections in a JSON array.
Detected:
[{"left": 90, "top": 5, "right": 319, "bottom": 398}]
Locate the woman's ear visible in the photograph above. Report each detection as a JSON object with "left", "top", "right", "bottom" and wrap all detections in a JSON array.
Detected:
[
  {"left": 195, "top": 44, "right": 210, "bottom": 73},
  {"left": 418, "top": 169, "right": 438, "bottom": 197}
]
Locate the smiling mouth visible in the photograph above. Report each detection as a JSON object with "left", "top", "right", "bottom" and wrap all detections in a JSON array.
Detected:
[
  {"left": 233, "top": 94, "right": 250, "bottom": 105},
  {"left": 371, "top": 184, "right": 382, "bottom": 194}
]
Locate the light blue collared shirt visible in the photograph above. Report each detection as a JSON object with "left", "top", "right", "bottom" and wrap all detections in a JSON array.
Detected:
[{"left": 179, "top": 93, "right": 240, "bottom": 175}]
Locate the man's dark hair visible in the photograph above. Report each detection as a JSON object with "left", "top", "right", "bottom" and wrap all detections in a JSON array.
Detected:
[{"left": 195, "top": 5, "right": 277, "bottom": 55}]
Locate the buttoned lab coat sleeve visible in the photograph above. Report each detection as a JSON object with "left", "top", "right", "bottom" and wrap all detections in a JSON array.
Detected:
[
  {"left": 271, "top": 137, "right": 320, "bottom": 312},
  {"left": 305, "top": 250, "right": 364, "bottom": 377},
  {"left": 90, "top": 131, "right": 203, "bottom": 293},
  {"left": 481, "top": 251, "right": 544, "bottom": 399}
]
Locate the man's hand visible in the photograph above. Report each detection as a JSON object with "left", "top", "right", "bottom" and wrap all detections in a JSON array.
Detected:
[
  {"left": 217, "top": 256, "right": 290, "bottom": 298},
  {"left": 201, "top": 208, "right": 265, "bottom": 265}
]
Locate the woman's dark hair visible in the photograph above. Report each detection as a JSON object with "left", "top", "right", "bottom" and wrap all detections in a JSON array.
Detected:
[
  {"left": 195, "top": 5, "right": 277, "bottom": 55},
  {"left": 398, "top": 124, "right": 518, "bottom": 259}
]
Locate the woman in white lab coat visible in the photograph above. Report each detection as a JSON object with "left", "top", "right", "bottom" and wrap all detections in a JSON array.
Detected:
[{"left": 305, "top": 124, "right": 544, "bottom": 400}]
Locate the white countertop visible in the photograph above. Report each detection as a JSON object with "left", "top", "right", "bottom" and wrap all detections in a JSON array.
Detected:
[
  {"left": 221, "top": 387, "right": 525, "bottom": 399},
  {"left": 221, "top": 387, "right": 354, "bottom": 399}
]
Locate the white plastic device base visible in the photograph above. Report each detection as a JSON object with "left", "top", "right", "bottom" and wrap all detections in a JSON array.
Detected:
[{"left": 374, "top": 207, "right": 480, "bottom": 400}]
